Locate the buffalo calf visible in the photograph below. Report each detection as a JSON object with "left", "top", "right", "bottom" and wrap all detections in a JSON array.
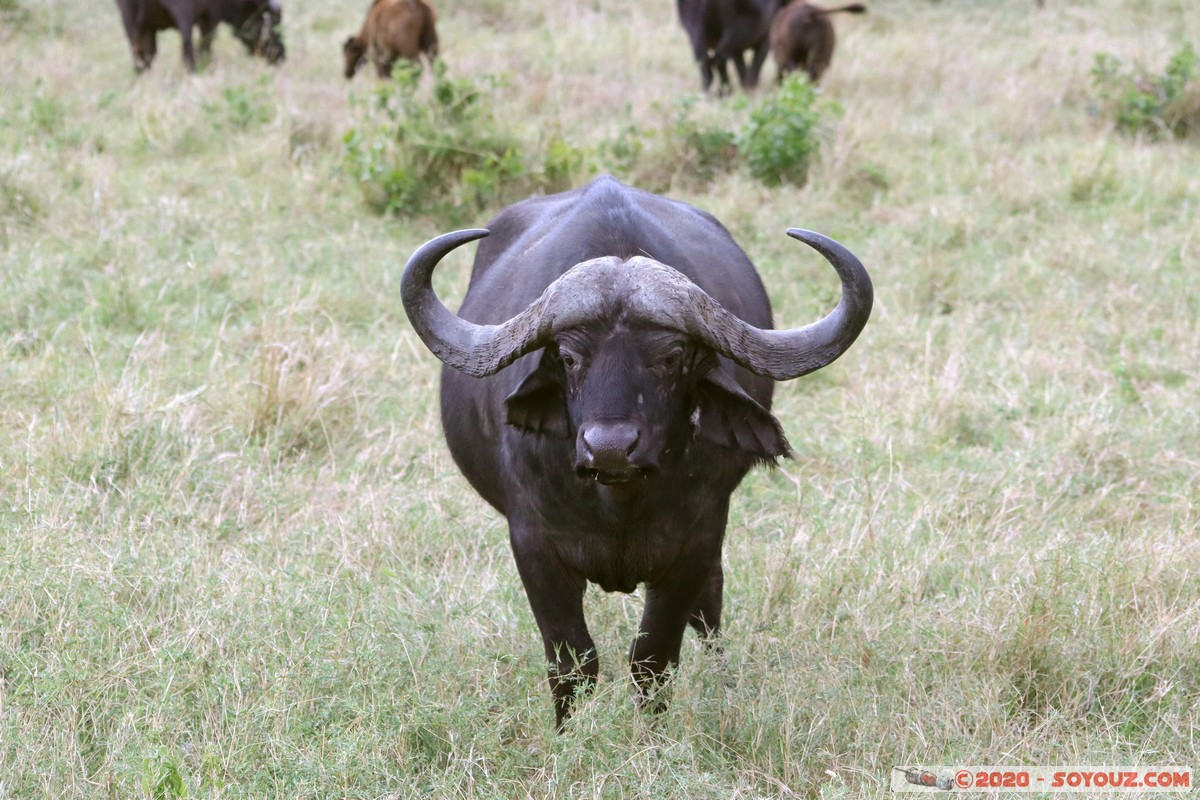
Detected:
[
  {"left": 401, "top": 176, "right": 873, "bottom": 729},
  {"left": 343, "top": 0, "right": 438, "bottom": 80},
  {"left": 114, "top": 0, "right": 285, "bottom": 73},
  {"left": 770, "top": 2, "right": 866, "bottom": 84}
]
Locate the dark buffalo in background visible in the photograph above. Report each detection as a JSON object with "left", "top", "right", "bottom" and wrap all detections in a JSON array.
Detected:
[
  {"left": 114, "top": 0, "right": 285, "bottom": 73},
  {"left": 343, "top": 0, "right": 439, "bottom": 80},
  {"left": 401, "top": 176, "right": 873, "bottom": 729},
  {"left": 770, "top": 2, "right": 866, "bottom": 84},
  {"left": 676, "top": 0, "right": 785, "bottom": 94}
]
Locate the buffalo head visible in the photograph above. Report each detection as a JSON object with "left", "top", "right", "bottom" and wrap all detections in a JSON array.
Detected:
[
  {"left": 402, "top": 228, "right": 872, "bottom": 481},
  {"left": 234, "top": 0, "right": 286, "bottom": 64},
  {"left": 342, "top": 36, "right": 368, "bottom": 79}
]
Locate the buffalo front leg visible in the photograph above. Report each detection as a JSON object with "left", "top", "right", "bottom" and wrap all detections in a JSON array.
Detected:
[
  {"left": 689, "top": 39, "right": 715, "bottom": 92},
  {"left": 375, "top": 58, "right": 396, "bottom": 79},
  {"left": 687, "top": 559, "right": 723, "bottom": 646},
  {"left": 630, "top": 542, "right": 723, "bottom": 713},
  {"left": 133, "top": 33, "right": 157, "bottom": 72},
  {"left": 710, "top": 56, "right": 733, "bottom": 95},
  {"left": 509, "top": 524, "right": 598, "bottom": 731}
]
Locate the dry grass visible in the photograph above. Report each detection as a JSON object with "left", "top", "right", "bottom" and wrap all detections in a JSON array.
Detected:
[{"left": 1, "top": 0, "right": 1198, "bottom": 797}]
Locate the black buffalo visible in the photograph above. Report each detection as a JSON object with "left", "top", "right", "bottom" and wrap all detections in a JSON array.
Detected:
[
  {"left": 676, "top": 0, "right": 785, "bottom": 94},
  {"left": 401, "top": 176, "right": 873, "bottom": 729},
  {"left": 114, "top": 0, "right": 285, "bottom": 73}
]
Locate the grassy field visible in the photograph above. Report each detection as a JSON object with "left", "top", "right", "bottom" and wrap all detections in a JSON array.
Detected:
[{"left": 2, "top": 0, "right": 1198, "bottom": 796}]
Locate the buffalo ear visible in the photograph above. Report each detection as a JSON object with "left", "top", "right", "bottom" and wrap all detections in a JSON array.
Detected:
[
  {"left": 505, "top": 353, "right": 569, "bottom": 437},
  {"left": 693, "top": 368, "right": 791, "bottom": 461}
]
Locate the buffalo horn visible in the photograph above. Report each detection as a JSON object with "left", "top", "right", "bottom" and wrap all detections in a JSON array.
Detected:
[
  {"left": 401, "top": 229, "right": 576, "bottom": 378},
  {"left": 671, "top": 229, "right": 873, "bottom": 380}
]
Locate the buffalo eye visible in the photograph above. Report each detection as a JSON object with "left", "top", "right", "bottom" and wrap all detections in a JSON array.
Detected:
[
  {"left": 558, "top": 349, "right": 580, "bottom": 371},
  {"left": 657, "top": 345, "right": 685, "bottom": 372}
]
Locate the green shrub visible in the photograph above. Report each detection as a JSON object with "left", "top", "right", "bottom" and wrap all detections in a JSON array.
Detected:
[
  {"left": 0, "top": 0, "right": 29, "bottom": 27},
  {"left": 204, "top": 80, "right": 275, "bottom": 132},
  {"left": 597, "top": 97, "right": 738, "bottom": 192},
  {"left": 737, "top": 74, "right": 831, "bottom": 187},
  {"left": 343, "top": 61, "right": 516, "bottom": 217},
  {"left": 343, "top": 61, "right": 589, "bottom": 220},
  {"left": 543, "top": 137, "right": 589, "bottom": 186},
  {"left": 665, "top": 96, "right": 739, "bottom": 184},
  {"left": 597, "top": 121, "right": 645, "bottom": 179},
  {"left": 1090, "top": 43, "right": 1200, "bottom": 139}
]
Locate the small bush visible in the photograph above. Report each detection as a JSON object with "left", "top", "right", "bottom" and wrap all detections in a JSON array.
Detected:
[
  {"left": 204, "top": 80, "right": 276, "bottom": 132},
  {"left": 540, "top": 135, "right": 592, "bottom": 192},
  {"left": 0, "top": 0, "right": 29, "bottom": 28},
  {"left": 662, "top": 96, "right": 739, "bottom": 184},
  {"left": 1090, "top": 43, "right": 1200, "bottom": 139},
  {"left": 597, "top": 121, "right": 645, "bottom": 179},
  {"left": 737, "top": 74, "right": 832, "bottom": 187},
  {"left": 343, "top": 61, "right": 589, "bottom": 220},
  {"left": 596, "top": 97, "right": 737, "bottom": 192},
  {"left": 343, "top": 61, "right": 516, "bottom": 217}
]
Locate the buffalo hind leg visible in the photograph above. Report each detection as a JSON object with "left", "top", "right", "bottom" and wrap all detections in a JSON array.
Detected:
[
  {"left": 691, "top": 43, "right": 716, "bottom": 92},
  {"left": 728, "top": 52, "right": 751, "bottom": 91},
  {"left": 174, "top": 13, "right": 198, "bottom": 72},
  {"left": 775, "top": 58, "right": 796, "bottom": 85},
  {"left": 710, "top": 57, "right": 734, "bottom": 96},
  {"left": 805, "top": 47, "right": 830, "bottom": 83},
  {"left": 713, "top": 30, "right": 758, "bottom": 91},
  {"left": 744, "top": 42, "right": 770, "bottom": 90},
  {"left": 419, "top": 25, "right": 439, "bottom": 61},
  {"left": 509, "top": 525, "right": 598, "bottom": 731},
  {"left": 198, "top": 20, "right": 218, "bottom": 64}
]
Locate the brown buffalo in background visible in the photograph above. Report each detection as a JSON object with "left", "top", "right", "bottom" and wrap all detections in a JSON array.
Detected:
[
  {"left": 769, "top": 2, "right": 865, "bottom": 84},
  {"left": 343, "top": 0, "right": 439, "bottom": 80},
  {"left": 114, "top": 0, "right": 285, "bottom": 73}
]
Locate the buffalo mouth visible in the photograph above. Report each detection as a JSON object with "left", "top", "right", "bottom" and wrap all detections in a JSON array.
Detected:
[
  {"left": 261, "top": 41, "right": 286, "bottom": 63},
  {"left": 578, "top": 466, "right": 652, "bottom": 485}
]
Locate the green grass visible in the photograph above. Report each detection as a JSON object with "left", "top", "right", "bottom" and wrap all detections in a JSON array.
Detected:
[{"left": 2, "top": 0, "right": 1198, "bottom": 797}]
